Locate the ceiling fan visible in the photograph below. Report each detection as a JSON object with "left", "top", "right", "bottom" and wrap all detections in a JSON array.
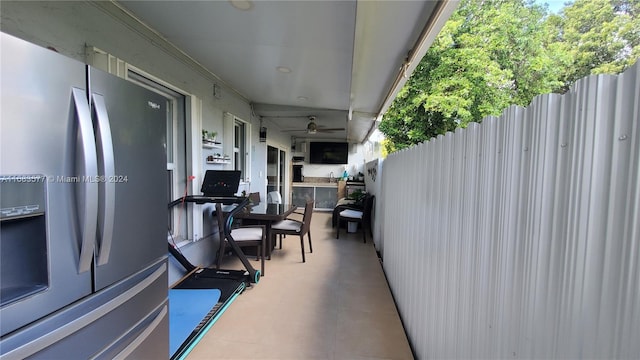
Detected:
[{"left": 282, "top": 116, "right": 345, "bottom": 134}]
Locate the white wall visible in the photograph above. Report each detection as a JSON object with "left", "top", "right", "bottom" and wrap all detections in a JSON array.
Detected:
[{"left": 293, "top": 140, "right": 366, "bottom": 179}]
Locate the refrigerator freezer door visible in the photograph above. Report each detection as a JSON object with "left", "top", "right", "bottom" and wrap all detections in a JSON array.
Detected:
[
  {"left": 88, "top": 67, "right": 168, "bottom": 291},
  {"left": 0, "top": 261, "right": 168, "bottom": 359},
  {"left": 0, "top": 33, "right": 93, "bottom": 336}
]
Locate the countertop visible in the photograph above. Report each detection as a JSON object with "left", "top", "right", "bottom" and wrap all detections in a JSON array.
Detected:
[{"left": 292, "top": 182, "right": 339, "bottom": 187}]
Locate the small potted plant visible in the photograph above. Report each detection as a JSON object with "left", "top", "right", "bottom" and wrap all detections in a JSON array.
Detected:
[
  {"left": 202, "top": 129, "right": 218, "bottom": 143},
  {"left": 348, "top": 189, "right": 366, "bottom": 206}
]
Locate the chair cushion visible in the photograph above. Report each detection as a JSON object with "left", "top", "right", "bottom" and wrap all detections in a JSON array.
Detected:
[
  {"left": 271, "top": 219, "right": 302, "bottom": 232},
  {"left": 339, "top": 209, "right": 363, "bottom": 219},
  {"left": 267, "top": 191, "right": 282, "bottom": 204},
  {"left": 230, "top": 227, "right": 263, "bottom": 241}
]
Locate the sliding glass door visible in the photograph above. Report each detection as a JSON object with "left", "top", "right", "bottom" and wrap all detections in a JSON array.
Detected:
[{"left": 267, "top": 145, "right": 287, "bottom": 201}]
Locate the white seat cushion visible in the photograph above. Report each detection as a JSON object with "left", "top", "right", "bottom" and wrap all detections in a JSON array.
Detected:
[
  {"left": 271, "top": 219, "right": 302, "bottom": 232},
  {"left": 339, "top": 209, "right": 363, "bottom": 219},
  {"left": 267, "top": 191, "right": 282, "bottom": 204},
  {"left": 230, "top": 227, "right": 263, "bottom": 241}
]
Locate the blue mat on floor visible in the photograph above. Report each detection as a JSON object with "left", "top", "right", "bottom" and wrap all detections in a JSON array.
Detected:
[{"left": 169, "top": 289, "right": 221, "bottom": 358}]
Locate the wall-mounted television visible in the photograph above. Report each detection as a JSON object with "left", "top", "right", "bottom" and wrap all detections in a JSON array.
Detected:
[{"left": 309, "top": 142, "right": 349, "bottom": 164}]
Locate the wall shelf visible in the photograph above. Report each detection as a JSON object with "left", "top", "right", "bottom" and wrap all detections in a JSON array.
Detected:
[
  {"left": 206, "top": 160, "right": 230, "bottom": 165},
  {"left": 202, "top": 140, "right": 222, "bottom": 149},
  {"left": 202, "top": 138, "right": 228, "bottom": 165}
]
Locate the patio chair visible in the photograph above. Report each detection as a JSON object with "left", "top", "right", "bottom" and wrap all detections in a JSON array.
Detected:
[
  {"left": 266, "top": 191, "right": 282, "bottom": 204},
  {"left": 336, "top": 194, "right": 374, "bottom": 243},
  {"left": 215, "top": 203, "right": 266, "bottom": 275},
  {"left": 270, "top": 200, "right": 314, "bottom": 262},
  {"left": 248, "top": 192, "right": 261, "bottom": 204}
]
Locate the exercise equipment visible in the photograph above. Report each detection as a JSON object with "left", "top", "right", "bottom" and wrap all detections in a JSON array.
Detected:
[
  {"left": 167, "top": 193, "right": 258, "bottom": 359},
  {"left": 168, "top": 195, "right": 260, "bottom": 283}
]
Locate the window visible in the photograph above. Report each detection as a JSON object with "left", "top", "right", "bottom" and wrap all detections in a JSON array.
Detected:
[
  {"left": 234, "top": 119, "right": 246, "bottom": 179},
  {"left": 225, "top": 113, "right": 250, "bottom": 183},
  {"left": 127, "top": 71, "right": 188, "bottom": 240}
]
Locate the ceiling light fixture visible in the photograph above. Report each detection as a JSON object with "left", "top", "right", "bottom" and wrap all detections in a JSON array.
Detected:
[
  {"left": 276, "top": 66, "right": 291, "bottom": 73},
  {"left": 297, "top": 96, "right": 308, "bottom": 101},
  {"left": 306, "top": 116, "right": 318, "bottom": 134},
  {"left": 229, "top": 0, "right": 253, "bottom": 11}
]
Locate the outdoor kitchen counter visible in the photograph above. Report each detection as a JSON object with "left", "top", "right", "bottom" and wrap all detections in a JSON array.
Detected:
[
  {"left": 291, "top": 182, "right": 340, "bottom": 210},
  {"left": 292, "top": 182, "right": 338, "bottom": 187}
]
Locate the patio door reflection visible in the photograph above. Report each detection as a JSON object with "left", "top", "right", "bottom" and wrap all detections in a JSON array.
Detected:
[{"left": 267, "top": 145, "right": 286, "bottom": 201}]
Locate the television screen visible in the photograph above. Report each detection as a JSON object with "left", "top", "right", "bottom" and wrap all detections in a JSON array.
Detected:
[{"left": 309, "top": 142, "right": 349, "bottom": 164}]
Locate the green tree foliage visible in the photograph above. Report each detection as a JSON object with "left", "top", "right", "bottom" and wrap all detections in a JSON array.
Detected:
[
  {"left": 557, "top": 0, "right": 640, "bottom": 89},
  {"left": 379, "top": 0, "right": 639, "bottom": 152}
]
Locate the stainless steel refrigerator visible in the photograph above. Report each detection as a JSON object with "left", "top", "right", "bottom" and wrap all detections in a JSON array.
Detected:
[{"left": 0, "top": 32, "right": 169, "bottom": 358}]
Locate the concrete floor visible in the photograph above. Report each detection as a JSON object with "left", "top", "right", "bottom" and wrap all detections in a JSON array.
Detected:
[{"left": 186, "top": 211, "right": 414, "bottom": 360}]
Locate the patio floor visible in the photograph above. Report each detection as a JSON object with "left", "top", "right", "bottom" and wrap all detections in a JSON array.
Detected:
[{"left": 186, "top": 211, "right": 414, "bottom": 359}]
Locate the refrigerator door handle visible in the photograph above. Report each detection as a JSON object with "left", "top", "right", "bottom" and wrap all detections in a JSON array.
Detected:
[
  {"left": 91, "top": 93, "right": 115, "bottom": 266},
  {"left": 72, "top": 88, "right": 98, "bottom": 274}
]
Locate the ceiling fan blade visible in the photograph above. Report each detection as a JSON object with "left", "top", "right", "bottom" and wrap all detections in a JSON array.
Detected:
[{"left": 280, "top": 115, "right": 344, "bottom": 134}]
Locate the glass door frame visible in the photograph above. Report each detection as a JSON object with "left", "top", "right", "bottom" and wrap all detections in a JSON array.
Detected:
[{"left": 266, "top": 143, "right": 288, "bottom": 203}]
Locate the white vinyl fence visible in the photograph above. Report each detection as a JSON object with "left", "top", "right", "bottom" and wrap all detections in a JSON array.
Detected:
[{"left": 380, "top": 62, "right": 639, "bottom": 359}]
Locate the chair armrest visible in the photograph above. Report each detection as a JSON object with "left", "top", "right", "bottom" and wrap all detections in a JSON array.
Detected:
[{"left": 285, "top": 210, "right": 305, "bottom": 221}]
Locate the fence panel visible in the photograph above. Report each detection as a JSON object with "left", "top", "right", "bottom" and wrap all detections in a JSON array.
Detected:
[{"left": 380, "top": 63, "right": 639, "bottom": 359}]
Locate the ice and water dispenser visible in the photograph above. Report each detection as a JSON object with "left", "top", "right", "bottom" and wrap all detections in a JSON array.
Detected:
[{"left": 0, "top": 176, "right": 49, "bottom": 307}]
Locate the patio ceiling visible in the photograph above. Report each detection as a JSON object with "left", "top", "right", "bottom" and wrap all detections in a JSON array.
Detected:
[{"left": 117, "top": 0, "right": 457, "bottom": 143}]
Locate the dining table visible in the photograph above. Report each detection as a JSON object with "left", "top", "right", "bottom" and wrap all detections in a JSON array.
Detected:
[{"left": 232, "top": 202, "right": 298, "bottom": 257}]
